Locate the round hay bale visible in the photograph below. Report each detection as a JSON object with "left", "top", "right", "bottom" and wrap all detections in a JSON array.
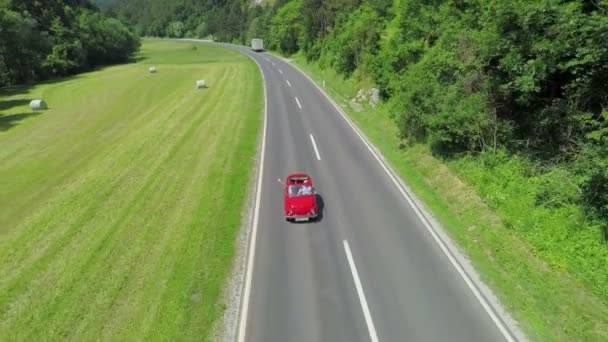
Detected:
[
  {"left": 196, "top": 80, "right": 208, "bottom": 89},
  {"left": 29, "top": 99, "right": 47, "bottom": 110},
  {"left": 149, "top": 66, "right": 157, "bottom": 73}
]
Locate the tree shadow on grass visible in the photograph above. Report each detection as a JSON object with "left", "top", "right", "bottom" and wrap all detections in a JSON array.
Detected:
[
  {"left": 0, "top": 85, "right": 31, "bottom": 97},
  {"left": 1, "top": 74, "right": 83, "bottom": 98},
  {"left": 0, "top": 99, "right": 31, "bottom": 111},
  {"left": 0, "top": 75, "right": 77, "bottom": 132},
  {"left": 0, "top": 112, "right": 42, "bottom": 131},
  {"left": 129, "top": 55, "right": 147, "bottom": 63}
]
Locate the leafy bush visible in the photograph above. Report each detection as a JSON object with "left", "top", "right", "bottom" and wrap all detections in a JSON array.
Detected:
[
  {"left": 534, "top": 168, "right": 581, "bottom": 209},
  {"left": 451, "top": 149, "right": 608, "bottom": 300}
]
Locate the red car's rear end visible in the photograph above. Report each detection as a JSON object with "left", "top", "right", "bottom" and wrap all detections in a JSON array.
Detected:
[{"left": 285, "top": 193, "right": 318, "bottom": 221}]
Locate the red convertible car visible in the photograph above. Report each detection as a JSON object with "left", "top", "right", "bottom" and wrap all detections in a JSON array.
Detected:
[{"left": 283, "top": 173, "right": 318, "bottom": 222}]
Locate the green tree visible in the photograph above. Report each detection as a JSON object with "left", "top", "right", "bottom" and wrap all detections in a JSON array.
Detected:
[
  {"left": 268, "top": 0, "right": 302, "bottom": 54},
  {"left": 42, "top": 17, "right": 85, "bottom": 76},
  {"left": 0, "top": 0, "right": 139, "bottom": 86},
  {"left": 0, "top": 8, "right": 48, "bottom": 84},
  {"left": 78, "top": 10, "right": 140, "bottom": 66},
  {"left": 325, "top": 3, "right": 382, "bottom": 75},
  {"left": 166, "top": 20, "right": 185, "bottom": 38}
]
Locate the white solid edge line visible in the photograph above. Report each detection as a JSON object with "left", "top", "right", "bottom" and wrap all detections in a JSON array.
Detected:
[
  {"left": 343, "top": 240, "right": 379, "bottom": 342},
  {"left": 309, "top": 134, "right": 321, "bottom": 161},
  {"left": 288, "top": 62, "right": 518, "bottom": 342},
  {"left": 286, "top": 79, "right": 292, "bottom": 88},
  {"left": 295, "top": 97, "right": 302, "bottom": 110},
  {"left": 236, "top": 52, "right": 268, "bottom": 342}
]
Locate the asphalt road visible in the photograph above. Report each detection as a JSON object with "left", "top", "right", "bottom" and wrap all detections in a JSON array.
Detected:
[{"left": 191, "top": 41, "right": 523, "bottom": 342}]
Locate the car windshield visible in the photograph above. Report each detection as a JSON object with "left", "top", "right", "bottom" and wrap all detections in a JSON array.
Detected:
[{"left": 288, "top": 185, "right": 313, "bottom": 197}]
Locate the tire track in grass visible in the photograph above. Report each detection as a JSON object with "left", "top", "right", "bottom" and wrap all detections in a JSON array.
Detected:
[
  {"left": 2, "top": 67, "right": 227, "bottom": 334},
  {"left": 16, "top": 66, "right": 234, "bottom": 339}
]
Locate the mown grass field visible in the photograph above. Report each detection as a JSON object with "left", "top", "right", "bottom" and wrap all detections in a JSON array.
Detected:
[
  {"left": 0, "top": 40, "right": 262, "bottom": 340},
  {"left": 287, "top": 53, "right": 608, "bottom": 341}
]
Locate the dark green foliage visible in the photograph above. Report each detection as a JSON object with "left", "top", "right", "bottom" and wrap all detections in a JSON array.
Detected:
[
  {"left": 324, "top": 4, "right": 382, "bottom": 76},
  {"left": 577, "top": 110, "right": 608, "bottom": 223},
  {"left": 43, "top": 19, "right": 85, "bottom": 76},
  {"left": 335, "top": 0, "right": 608, "bottom": 238},
  {"left": 0, "top": 8, "right": 50, "bottom": 83},
  {"left": 104, "top": 0, "right": 362, "bottom": 59},
  {"left": 267, "top": 0, "right": 302, "bottom": 54},
  {"left": 94, "top": 0, "right": 111, "bottom": 8},
  {"left": 0, "top": 0, "right": 140, "bottom": 86},
  {"left": 78, "top": 11, "right": 141, "bottom": 66},
  {"left": 105, "top": 0, "right": 251, "bottom": 42},
  {"left": 582, "top": 170, "right": 608, "bottom": 221}
]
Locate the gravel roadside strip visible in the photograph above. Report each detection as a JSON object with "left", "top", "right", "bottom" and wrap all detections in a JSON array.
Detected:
[{"left": 211, "top": 104, "right": 264, "bottom": 342}]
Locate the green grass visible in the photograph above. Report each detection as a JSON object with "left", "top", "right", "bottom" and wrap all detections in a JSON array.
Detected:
[
  {"left": 288, "top": 53, "right": 608, "bottom": 341},
  {"left": 0, "top": 40, "right": 262, "bottom": 340}
]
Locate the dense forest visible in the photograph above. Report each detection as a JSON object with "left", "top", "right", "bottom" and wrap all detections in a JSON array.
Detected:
[{"left": 0, "top": 0, "right": 140, "bottom": 86}]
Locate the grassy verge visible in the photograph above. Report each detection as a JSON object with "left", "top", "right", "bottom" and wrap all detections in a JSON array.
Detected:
[
  {"left": 0, "top": 40, "right": 262, "bottom": 340},
  {"left": 286, "top": 52, "right": 608, "bottom": 341}
]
